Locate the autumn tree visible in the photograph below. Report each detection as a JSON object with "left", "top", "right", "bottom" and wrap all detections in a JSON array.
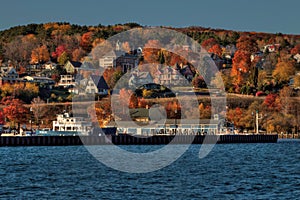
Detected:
[
  {"left": 293, "top": 74, "right": 300, "bottom": 88},
  {"left": 72, "top": 48, "right": 86, "bottom": 61},
  {"left": 143, "top": 40, "right": 162, "bottom": 63},
  {"left": 4, "top": 34, "right": 39, "bottom": 66},
  {"left": 291, "top": 44, "right": 300, "bottom": 55},
  {"left": 201, "top": 38, "right": 218, "bottom": 50},
  {"left": 119, "top": 89, "right": 133, "bottom": 114},
  {"left": 199, "top": 103, "right": 211, "bottom": 119},
  {"left": 263, "top": 93, "right": 281, "bottom": 111},
  {"left": 58, "top": 51, "right": 69, "bottom": 65},
  {"left": 80, "top": 32, "right": 94, "bottom": 51},
  {"left": 231, "top": 50, "right": 251, "bottom": 88},
  {"left": 51, "top": 45, "right": 67, "bottom": 59},
  {"left": 92, "top": 38, "right": 105, "bottom": 48},
  {"left": 192, "top": 75, "right": 207, "bottom": 88},
  {"left": 279, "top": 86, "right": 293, "bottom": 114},
  {"left": 87, "top": 101, "right": 112, "bottom": 127},
  {"left": 236, "top": 35, "right": 258, "bottom": 53},
  {"left": 2, "top": 98, "right": 28, "bottom": 132},
  {"left": 208, "top": 44, "right": 222, "bottom": 57},
  {"left": 30, "top": 45, "right": 50, "bottom": 64},
  {"left": 272, "top": 61, "right": 295, "bottom": 83},
  {"left": 165, "top": 101, "right": 181, "bottom": 119},
  {"left": 227, "top": 107, "right": 244, "bottom": 128},
  {"left": 0, "top": 110, "right": 5, "bottom": 125}
]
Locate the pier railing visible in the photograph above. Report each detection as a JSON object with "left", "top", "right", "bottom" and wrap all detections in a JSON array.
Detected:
[{"left": 0, "top": 134, "right": 278, "bottom": 146}]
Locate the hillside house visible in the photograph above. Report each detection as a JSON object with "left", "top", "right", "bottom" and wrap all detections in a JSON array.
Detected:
[
  {"left": 128, "top": 71, "right": 153, "bottom": 88},
  {"left": 64, "top": 61, "right": 82, "bottom": 74},
  {"left": 99, "top": 50, "right": 139, "bottom": 73},
  {"left": 153, "top": 66, "right": 189, "bottom": 87},
  {"left": 116, "top": 53, "right": 139, "bottom": 73},
  {"left": 294, "top": 54, "right": 300, "bottom": 63},
  {"left": 43, "top": 61, "right": 57, "bottom": 70},
  {"left": 23, "top": 76, "right": 55, "bottom": 89},
  {"left": 58, "top": 75, "right": 75, "bottom": 87},
  {"left": 0, "top": 67, "right": 21, "bottom": 86},
  {"left": 85, "top": 75, "right": 109, "bottom": 95}
]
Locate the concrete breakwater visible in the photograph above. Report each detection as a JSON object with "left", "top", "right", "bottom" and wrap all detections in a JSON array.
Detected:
[{"left": 0, "top": 134, "right": 278, "bottom": 146}]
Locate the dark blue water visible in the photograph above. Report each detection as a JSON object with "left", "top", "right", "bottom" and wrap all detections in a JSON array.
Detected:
[{"left": 0, "top": 140, "right": 299, "bottom": 199}]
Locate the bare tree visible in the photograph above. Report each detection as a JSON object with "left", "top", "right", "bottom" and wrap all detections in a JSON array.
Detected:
[{"left": 31, "top": 97, "right": 47, "bottom": 130}]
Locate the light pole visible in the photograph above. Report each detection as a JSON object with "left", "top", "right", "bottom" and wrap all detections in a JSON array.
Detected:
[
  {"left": 252, "top": 112, "right": 255, "bottom": 133},
  {"left": 174, "top": 108, "right": 177, "bottom": 135},
  {"left": 255, "top": 110, "right": 263, "bottom": 135},
  {"left": 30, "top": 107, "right": 33, "bottom": 133}
]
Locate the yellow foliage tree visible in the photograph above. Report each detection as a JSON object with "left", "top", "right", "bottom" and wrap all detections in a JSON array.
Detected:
[
  {"left": 272, "top": 62, "right": 295, "bottom": 83},
  {"left": 31, "top": 45, "right": 50, "bottom": 64}
]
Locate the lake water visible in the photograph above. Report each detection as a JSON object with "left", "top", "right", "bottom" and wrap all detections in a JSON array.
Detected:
[{"left": 0, "top": 140, "right": 299, "bottom": 199}]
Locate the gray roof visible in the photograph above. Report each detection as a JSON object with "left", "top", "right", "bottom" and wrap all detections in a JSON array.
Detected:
[{"left": 90, "top": 75, "right": 109, "bottom": 90}]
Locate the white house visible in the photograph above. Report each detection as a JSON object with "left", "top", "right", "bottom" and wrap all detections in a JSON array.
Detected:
[
  {"left": 129, "top": 71, "right": 153, "bottom": 88},
  {"left": 58, "top": 75, "right": 75, "bottom": 87},
  {"left": 294, "top": 54, "right": 300, "bottom": 63},
  {"left": 44, "top": 61, "right": 57, "bottom": 70},
  {"left": 153, "top": 66, "right": 189, "bottom": 87}
]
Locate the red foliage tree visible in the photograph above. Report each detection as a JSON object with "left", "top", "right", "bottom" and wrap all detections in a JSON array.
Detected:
[
  {"left": 0, "top": 110, "right": 5, "bottom": 125},
  {"left": 51, "top": 45, "right": 67, "bottom": 59},
  {"left": 236, "top": 35, "right": 258, "bottom": 53},
  {"left": 201, "top": 38, "right": 218, "bottom": 51},
  {"left": 2, "top": 98, "right": 28, "bottom": 131},
  {"left": 263, "top": 94, "right": 281, "bottom": 111},
  {"left": 291, "top": 44, "right": 300, "bottom": 55}
]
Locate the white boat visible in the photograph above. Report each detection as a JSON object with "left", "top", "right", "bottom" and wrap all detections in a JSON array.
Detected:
[{"left": 37, "top": 113, "right": 92, "bottom": 136}]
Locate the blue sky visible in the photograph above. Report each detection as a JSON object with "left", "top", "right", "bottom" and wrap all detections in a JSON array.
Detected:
[{"left": 0, "top": 0, "right": 299, "bottom": 34}]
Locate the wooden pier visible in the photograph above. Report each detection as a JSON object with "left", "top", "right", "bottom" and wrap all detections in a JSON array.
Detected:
[{"left": 0, "top": 134, "right": 278, "bottom": 146}]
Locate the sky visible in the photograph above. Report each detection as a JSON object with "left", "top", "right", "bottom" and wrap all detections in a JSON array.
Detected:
[{"left": 0, "top": 0, "right": 299, "bottom": 34}]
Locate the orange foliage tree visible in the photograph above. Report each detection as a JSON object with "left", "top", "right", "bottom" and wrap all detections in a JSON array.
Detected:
[
  {"left": 231, "top": 50, "right": 251, "bottom": 87},
  {"left": 2, "top": 98, "right": 28, "bottom": 131},
  {"left": 236, "top": 35, "right": 258, "bottom": 53},
  {"left": 201, "top": 38, "right": 218, "bottom": 51},
  {"left": 263, "top": 93, "right": 281, "bottom": 111},
  {"left": 80, "top": 32, "right": 94, "bottom": 51},
  {"left": 227, "top": 107, "right": 244, "bottom": 128},
  {"left": 143, "top": 40, "right": 161, "bottom": 63},
  {"left": 31, "top": 45, "right": 50, "bottom": 64},
  {"left": 208, "top": 44, "right": 222, "bottom": 57}
]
